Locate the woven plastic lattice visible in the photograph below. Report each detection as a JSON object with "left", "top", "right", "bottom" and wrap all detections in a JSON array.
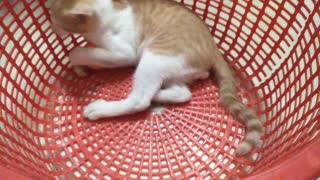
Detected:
[{"left": 0, "top": 0, "right": 319, "bottom": 179}]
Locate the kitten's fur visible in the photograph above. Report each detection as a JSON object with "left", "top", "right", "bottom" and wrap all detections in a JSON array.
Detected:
[{"left": 50, "top": 0, "right": 264, "bottom": 156}]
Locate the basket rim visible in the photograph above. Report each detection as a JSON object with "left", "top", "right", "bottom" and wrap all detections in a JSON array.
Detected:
[{"left": 245, "top": 135, "right": 320, "bottom": 180}]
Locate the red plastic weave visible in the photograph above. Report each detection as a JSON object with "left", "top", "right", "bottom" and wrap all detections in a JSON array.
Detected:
[{"left": 0, "top": 0, "right": 319, "bottom": 179}]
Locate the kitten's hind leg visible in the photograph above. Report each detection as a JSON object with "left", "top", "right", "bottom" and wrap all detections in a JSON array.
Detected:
[
  {"left": 153, "top": 83, "right": 191, "bottom": 103},
  {"left": 84, "top": 51, "right": 183, "bottom": 121}
]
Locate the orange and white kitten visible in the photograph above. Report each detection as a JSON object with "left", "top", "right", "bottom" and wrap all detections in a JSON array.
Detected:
[{"left": 50, "top": 0, "right": 264, "bottom": 156}]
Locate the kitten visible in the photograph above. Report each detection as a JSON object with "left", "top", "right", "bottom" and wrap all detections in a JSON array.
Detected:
[{"left": 50, "top": 0, "right": 264, "bottom": 156}]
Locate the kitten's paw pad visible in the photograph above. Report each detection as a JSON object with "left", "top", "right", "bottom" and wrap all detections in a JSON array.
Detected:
[{"left": 84, "top": 99, "right": 108, "bottom": 121}]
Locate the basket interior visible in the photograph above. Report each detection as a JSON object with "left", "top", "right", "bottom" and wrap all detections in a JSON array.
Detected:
[{"left": 0, "top": 0, "right": 319, "bottom": 179}]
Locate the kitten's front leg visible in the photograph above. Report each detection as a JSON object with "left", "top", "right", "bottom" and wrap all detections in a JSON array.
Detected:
[
  {"left": 69, "top": 47, "right": 137, "bottom": 68},
  {"left": 83, "top": 51, "right": 183, "bottom": 120},
  {"left": 83, "top": 70, "right": 162, "bottom": 120}
]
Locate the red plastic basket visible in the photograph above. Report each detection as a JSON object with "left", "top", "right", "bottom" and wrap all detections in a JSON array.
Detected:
[{"left": 0, "top": 0, "right": 319, "bottom": 179}]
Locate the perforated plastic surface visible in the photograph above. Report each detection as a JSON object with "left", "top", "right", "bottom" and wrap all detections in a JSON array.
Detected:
[{"left": 0, "top": 0, "right": 319, "bottom": 179}]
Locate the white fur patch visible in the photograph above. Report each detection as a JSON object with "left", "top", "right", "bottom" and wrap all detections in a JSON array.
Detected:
[{"left": 85, "top": 0, "right": 138, "bottom": 59}]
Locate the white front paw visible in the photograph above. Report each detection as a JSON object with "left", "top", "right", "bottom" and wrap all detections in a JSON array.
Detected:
[{"left": 84, "top": 99, "right": 108, "bottom": 121}]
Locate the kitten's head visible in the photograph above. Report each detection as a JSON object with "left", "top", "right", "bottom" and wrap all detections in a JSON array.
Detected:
[{"left": 50, "top": 0, "right": 98, "bottom": 34}]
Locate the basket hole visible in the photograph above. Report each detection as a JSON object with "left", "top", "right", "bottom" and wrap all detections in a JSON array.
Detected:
[
  {"left": 94, "top": 168, "right": 101, "bottom": 174},
  {"left": 219, "top": 172, "right": 227, "bottom": 179},
  {"left": 72, "top": 155, "right": 79, "bottom": 163},
  {"left": 93, "top": 154, "right": 99, "bottom": 160},
  {"left": 130, "top": 174, "right": 138, "bottom": 179},
  {"left": 85, "top": 160, "right": 92, "bottom": 167},
  {"left": 103, "top": 174, "right": 111, "bottom": 180},
  {"left": 201, "top": 154, "right": 209, "bottom": 161},
  {"left": 66, "top": 160, "right": 72, "bottom": 167},
  {"left": 174, "top": 171, "right": 182, "bottom": 176},
  {"left": 184, "top": 166, "right": 191, "bottom": 172},
  {"left": 209, "top": 161, "right": 216, "bottom": 169},
  {"left": 100, "top": 160, "right": 107, "bottom": 166},
  {"left": 80, "top": 165, "right": 87, "bottom": 172},
  {"left": 204, "top": 175, "right": 213, "bottom": 180},
  {"left": 214, "top": 166, "right": 221, "bottom": 174},
  {"left": 119, "top": 170, "right": 126, "bottom": 176},
  {"left": 73, "top": 170, "right": 81, "bottom": 178},
  {"left": 60, "top": 149, "right": 66, "bottom": 157},
  {"left": 110, "top": 166, "right": 117, "bottom": 172},
  {"left": 89, "top": 174, "right": 96, "bottom": 179},
  {"left": 200, "top": 169, "right": 207, "bottom": 175}
]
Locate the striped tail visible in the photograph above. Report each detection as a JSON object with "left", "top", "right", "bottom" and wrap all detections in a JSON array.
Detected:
[{"left": 212, "top": 62, "right": 264, "bottom": 156}]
